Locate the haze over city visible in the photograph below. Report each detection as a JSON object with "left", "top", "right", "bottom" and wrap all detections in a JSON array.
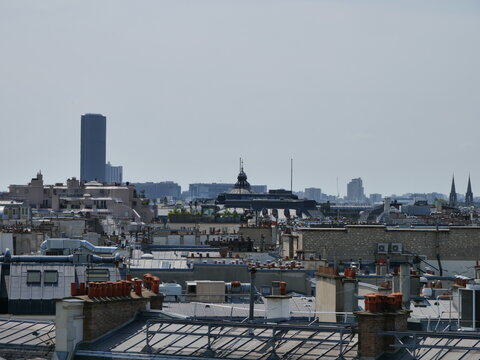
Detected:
[
  {"left": 2, "top": 2, "right": 480, "bottom": 359},
  {"left": 1, "top": 0, "right": 479, "bottom": 195}
]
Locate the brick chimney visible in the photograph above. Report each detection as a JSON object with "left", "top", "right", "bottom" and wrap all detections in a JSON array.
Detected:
[
  {"left": 355, "top": 293, "right": 410, "bottom": 359},
  {"left": 54, "top": 281, "right": 156, "bottom": 359}
]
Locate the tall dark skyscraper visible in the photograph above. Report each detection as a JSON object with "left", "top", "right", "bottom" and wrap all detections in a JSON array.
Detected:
[{"left": 80, "top": 113, "right": 106, "bottom": 182}]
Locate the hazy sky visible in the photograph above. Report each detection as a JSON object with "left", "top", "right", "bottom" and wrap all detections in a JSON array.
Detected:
[{"left": 1, "top": 0, "right": 479, "bottom": 196}]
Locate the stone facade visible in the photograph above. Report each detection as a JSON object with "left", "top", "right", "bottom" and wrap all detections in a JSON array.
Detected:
[{"left": 298, "top": 225, "right": 480, "bottom": 261}]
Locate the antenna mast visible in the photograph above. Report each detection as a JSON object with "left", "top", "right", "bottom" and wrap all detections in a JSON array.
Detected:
[{"left": 290, "top": 158, "right": 293, "bottom": 193}]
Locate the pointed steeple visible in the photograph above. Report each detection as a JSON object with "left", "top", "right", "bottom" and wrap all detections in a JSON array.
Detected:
[
  {"left": 449, "top": 175, "right": 458, "bottom": 208},
  {"left": 466, "top": 175, "right": 473, "bottom": 206}
]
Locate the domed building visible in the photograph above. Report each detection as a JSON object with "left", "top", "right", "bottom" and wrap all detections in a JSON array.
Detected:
[
  {"left": 216, "top": 159, "right": 317, "bottom": 216},
  {"left": 227, "top": 160, "right": 254, "bottom": 195}
]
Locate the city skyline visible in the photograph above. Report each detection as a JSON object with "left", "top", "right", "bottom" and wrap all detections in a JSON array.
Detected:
[{"left": 1, "top": 1, "right": 479, "bottom": 195}]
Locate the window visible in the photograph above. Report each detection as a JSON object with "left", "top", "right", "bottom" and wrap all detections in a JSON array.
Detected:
[
  {"left": 86, "top": 268, "right": 110, "bottom": 282},
  {"left": 27, "top": 270, "right": 41, "bottom": 284},
  {"left": 44, "top": 270, "right": 58, "bottom": 284}
]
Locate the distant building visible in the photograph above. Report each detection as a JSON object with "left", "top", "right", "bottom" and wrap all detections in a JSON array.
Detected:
[
  {"left": 7, "top": 172, "right": 153, "bottom": 221},
  {"left": 425, "top": 192, "right": 447, "bottom": 204},
  {"left": 304, "top": 188, "right": 322, "bottom": 202},
  {"left": 449, "top": 176, "right": 458, "bottom": 207},
  {"left": 80, "top": 114, "right": 106, "bottom": 182},
  {"left": 346, "top": 178, "right": 365, "bottom": 203},
  {"left": 134, "top": 181, "right": 181, "bottom": 200},
  {"left": 189, "top": 183, "right": 267, "bottom": 199},
  {"left": 105, "top": 162, "right": 123, "bottom": 184},
  {"left": 369, "top": 193, "right": 382, "bottom": 204},
  {"left": 400, "top": 204, "right": 431, "bottom": 217},
  {"left": 466, "top": 176, "right": 474, "bottom": 206},
  {"left": 0, "top": 200, "right": 30, "bottom": 221},
  {"left": 216, "top": 163, "right": 317, "bottom": 214}
]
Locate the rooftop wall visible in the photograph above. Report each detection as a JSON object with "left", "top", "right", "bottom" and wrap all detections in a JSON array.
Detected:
[{"left": 299, "top": 226, "right": 480, "bottom": 261}]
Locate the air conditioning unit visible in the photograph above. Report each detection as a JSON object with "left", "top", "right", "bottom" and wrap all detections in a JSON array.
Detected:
[
  {"left": 377, "top": 243, "right": 388, "bottom": 254},
  {"left": 391, "top": 243, "right": 403, "bottom": 254}
]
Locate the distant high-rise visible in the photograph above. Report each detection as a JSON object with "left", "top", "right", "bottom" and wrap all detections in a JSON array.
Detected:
[
  {"left": 133, "top": 181, "right": 182, "bottom": 200},
  {"left": 346, "top": 178, "right": 365, "bottom": 203},
  {"left": 369, "top": 193, "right": 383, "bottom": 204},
  {"left": 105, "top": 162, "right": 123, "bottom": 184},
  {"left": 80, "top": 114, "right": 106, "bottom": 182},
  {"left": 448, "top": 175, "right": 457, "bottom": 208},
  {"left": 465, "top": 176, "right": 473, "bottom": 206},
  {"left": 305, "top": 187, "right": 322, "bottom": 202}
]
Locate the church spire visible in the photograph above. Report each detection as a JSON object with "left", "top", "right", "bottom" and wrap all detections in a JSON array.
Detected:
[
  {"left": 466, "top": 175, "right": 473, "bottom": 206},
  {"left": 449, "top": 175, "right": 457, "bottom": 208}
]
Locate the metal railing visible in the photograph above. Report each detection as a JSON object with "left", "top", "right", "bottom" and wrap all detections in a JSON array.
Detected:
[
  {"left": 144, "top": 318, "right": 357, "bottom": 360},
  {"left": 179, "top": 301, "right": 355, "bottom": 323}
]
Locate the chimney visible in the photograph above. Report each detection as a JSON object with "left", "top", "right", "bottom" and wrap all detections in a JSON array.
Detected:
[
  {"left": 55, "top": 299, "right": 84, "bottom": 359},
  {"left": 355, "top": 293, "right": 410, "bottom": 359},
  {"left": 315, "top": 264, "right": 358, "bottom": 322},
  {"left": 399, "top": 263, "right": 411, "bottom": 308},
  {"left": 265, "top": 281, "right": 291, "bottom": 321},
  {"left": 55, "top": 278, "right": 157, "bottom": 358}
]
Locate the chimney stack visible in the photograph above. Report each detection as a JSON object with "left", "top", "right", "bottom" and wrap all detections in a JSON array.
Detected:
[
  {"left": 265, "top": 281, "right": 291, "bottom": 321},
  {"left": 355, "top": 293, "right": 410, "bottom": 359}
]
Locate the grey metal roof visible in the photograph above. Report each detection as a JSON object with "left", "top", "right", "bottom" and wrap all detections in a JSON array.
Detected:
[
  {"left": 76, "top": 316, "right": 358, "bottom": 360},
  {"left": 129, "top": 250, "right": 191, "bottom": 269},
  {"left": 0, "top": 318, "right": 55, "bottom": 350}
]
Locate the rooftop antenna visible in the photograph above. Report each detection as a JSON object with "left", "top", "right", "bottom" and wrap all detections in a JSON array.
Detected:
[{"left": 290, "top": 158, "right": 293, "bottom": 193}]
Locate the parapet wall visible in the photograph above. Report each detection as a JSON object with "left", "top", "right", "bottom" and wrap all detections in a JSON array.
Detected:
[{"left": 300, "top": 226, "right": 480, "bottom": 261}]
